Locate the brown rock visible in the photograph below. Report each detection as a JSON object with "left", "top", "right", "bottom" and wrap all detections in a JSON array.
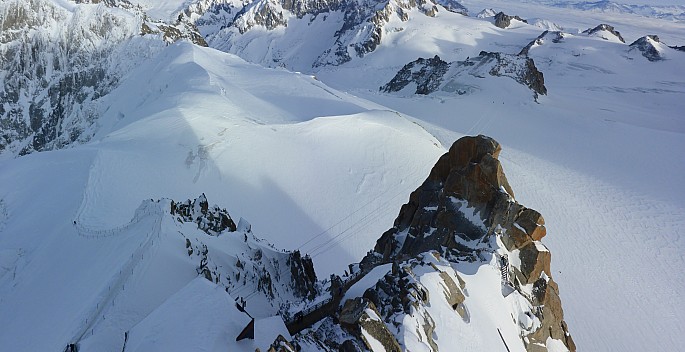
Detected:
[
  {"left": 516, "top": 208, "right": 546, "bottom": 241},
  {"left": 516, "top": 241, "right": 551, "bottom": 285}
]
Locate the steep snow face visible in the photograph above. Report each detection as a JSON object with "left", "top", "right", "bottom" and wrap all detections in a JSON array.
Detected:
[{"left": 0, "top": 0, "right": 166, "bottom": 157}]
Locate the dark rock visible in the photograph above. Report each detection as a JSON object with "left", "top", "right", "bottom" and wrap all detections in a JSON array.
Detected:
[
  {"left": 339, "top": 298, "right": 401, "bottom": 352},
  {"left": 380, "top": 55, "right": 450, "bottom": 94},
  {"left": 519, "top": 30, "right": 565, "bottom": 56},
  {"left": 669, "top": 45, "right": 685, "bottom": 52},
  {"left": 582, "top": 24, "right": 625, "bottom": 43},
  {"left": 288, "top": 250, "right": 318, "bottom": 300},
  {"left": 372, "top": 135, "right": 513, "bottom": 261},
  {"left": 494, "top": 11, "right": 527, "bottom": 29},
  {"left": 339, "top": 339, "right": 363, "bottom": 352},
  {"left": 630, "top": 35, "right": 664, "bottom": 61},
  {"left": 171, "top": 194, "right": 237, "bottom": 235}
]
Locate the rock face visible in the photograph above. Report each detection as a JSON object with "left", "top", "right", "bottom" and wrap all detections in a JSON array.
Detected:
[
  {"left": 171, "top": 193, "right": 237, "bottom": 235},
  {"left": 582, "top": 23, "right": 625, "bottom": 43},
  {"left": 288, "top": 250, "right": 318, "bottom": 300},
  {"left": 381, "top": 52, "right": 546, "bottom": 99},
  {"left": 365, "top": 135, "right": 574, "bottom": 352},
  {"left": 630, "top": 35, "right": 665, "bottom": 61},
  {"left": 380, "top": 55, "right": 450, "bottom": 94},
  {"left": 173, "top": 195, "right": 318, "bottom": 302},
  {"left": 494, "top": 11, "right": 527, "bottom": 29},
  {"left": 340, "top": 298, "right": 402, "bottom": 352}
]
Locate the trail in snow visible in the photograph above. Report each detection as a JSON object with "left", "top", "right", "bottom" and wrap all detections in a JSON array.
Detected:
[{"left": 71, "top": 208, "right": 163, "bottom": 345}]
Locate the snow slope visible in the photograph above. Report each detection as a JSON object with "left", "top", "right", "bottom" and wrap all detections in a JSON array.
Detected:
[{"left": 0, "top": 41, "right": 447, "bottom": 350}]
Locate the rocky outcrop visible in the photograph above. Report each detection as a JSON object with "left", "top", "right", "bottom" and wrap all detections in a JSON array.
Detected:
[
  {"left": 382, "top": 51, "right": 546, "bottom": 99},
  {"left": 476, "top": 8, "right": 497, "bottom": 18},
  {"left": 519, "top": 30, "right": 565, "bottom": 56},
  {"left": 380, "top": 55, "right": 450, "bottom": 94},
  {"left": 366, "top": 135, "right": 574, "bottom": 352},
  {"left": 288, "top": 250, "right": 318, "bottom": 300},
  {"left": 173, "top": 195, "right": 318, "bottom": 303},
  {"left": 494, "top": 11, "right": 527, "bottom": 29},
  {"left": 340, "top": 298, "right": 402, "bottom": 352},
  {"left": 582, "top": 23, "right": 625, "bottom": 43},
  {"left": 141, "top": 17, "right": 208, "bottom": 46},
  {"left": 481, "top": 51, "right": 547, "bottom": 97},
  {"left": 630, "top": 35, "right": 665, "bottom": 61},
  {"left": 267, "top": 334, "right": 298, "bottom": 352},
  {"left": 171, "top": 194, "right": 237, "bottom": 235}
]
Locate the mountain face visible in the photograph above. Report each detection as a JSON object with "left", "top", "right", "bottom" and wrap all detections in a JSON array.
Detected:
[
  {"left": 198, "top": 0, "right": 467, "bottom": 69},
  {"left": 0, "top": 0, "right": 205, "bottom": 157}
]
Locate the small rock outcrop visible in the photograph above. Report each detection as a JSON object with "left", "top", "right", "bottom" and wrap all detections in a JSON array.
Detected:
[
  {"left": 171, "top": 194, "right": 237, "bottom": 235},
  {"left": 494, "top": 11, "right": 528, "bottom": 29},
  {"left": 519, "top": 30, "right": 565, "bottom": 56},
  {"left": 582, "top": 24, "right": 625, "bottom": 43},
  {"left": 630, "top": 35, "right": 665, "bottom": 61},
  {"left": 288, "top": 250, "right": 318, "bottom": 300}
]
